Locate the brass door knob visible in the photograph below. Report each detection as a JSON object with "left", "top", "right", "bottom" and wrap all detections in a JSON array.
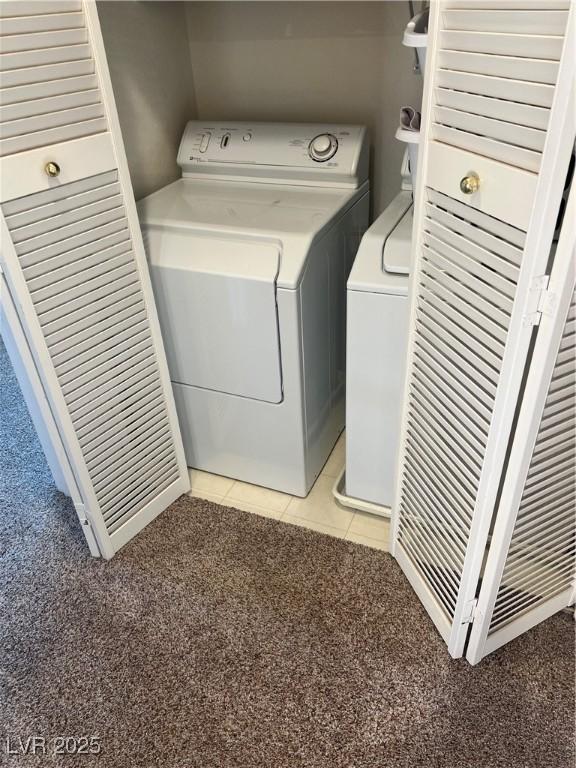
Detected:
[
  {"left": 45, "top": 161, "right": 61, "bottom": 178},
  {"left": 460, "top": 173, "right": 480, "bottom": 194}
]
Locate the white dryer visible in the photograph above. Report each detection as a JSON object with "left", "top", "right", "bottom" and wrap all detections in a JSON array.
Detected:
[
  {"left": 345, "top": 190, "right": 413, "bottom": 510},
  {"left": 138, "top": 121, "right": 369, "bottom": 496}
]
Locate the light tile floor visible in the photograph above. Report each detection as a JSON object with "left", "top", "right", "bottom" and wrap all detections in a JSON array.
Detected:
[{"left": 188, "top": 432, "right": 390, "bottom": 552}]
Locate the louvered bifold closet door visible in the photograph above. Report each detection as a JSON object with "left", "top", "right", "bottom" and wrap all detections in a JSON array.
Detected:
[
  {"left": 391, "top": 0, "right": 575, "bottom": 656},
  {"left": 466, "top": 184, "right": 576, "bottom": 665},
  {"left": 0, "top": 1, "right": 189, "bottom": 558}
]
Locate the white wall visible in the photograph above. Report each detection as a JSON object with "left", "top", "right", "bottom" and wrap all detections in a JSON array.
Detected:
[
  {"left": 185, "top": 1, "right": 423, "bottom": 214},
  {"left": 98, "top": 1, "right": 423, "bottom": 214},
  {"left": 97, "top": 1, "right": 197, "bottom": 200}
]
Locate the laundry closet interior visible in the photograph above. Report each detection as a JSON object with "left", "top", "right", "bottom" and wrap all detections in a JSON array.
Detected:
[
  {"left": 0, "top": 0, "right": 574, "bottom": 668},
  {"left": 96, "top": 0, "right": 425, "bottom": 509}
]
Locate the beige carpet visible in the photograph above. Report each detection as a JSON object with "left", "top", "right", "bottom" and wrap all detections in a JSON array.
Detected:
[{"left": 1, "top": 339, "right": 574, "bottom": 768}]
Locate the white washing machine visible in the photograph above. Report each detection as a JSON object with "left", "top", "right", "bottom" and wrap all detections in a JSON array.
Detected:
[
  {"left": 345, "top": 188, "right": 413, "bottom": 509},
  {"left": 138, "top": 121, "right": 369, "bottom": 496}
]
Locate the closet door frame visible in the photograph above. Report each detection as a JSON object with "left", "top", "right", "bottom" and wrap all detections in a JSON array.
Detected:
[
  {"left": 466, "top": 183, "right": 576, "bottom": 665},
  {"left": 391, "top": 1, "right": 576, "bottom": 657}
]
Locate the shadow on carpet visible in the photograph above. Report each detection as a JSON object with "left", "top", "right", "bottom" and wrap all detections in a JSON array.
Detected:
[{"left": 0, "top": 339, "right": 574, "bottom": 768}]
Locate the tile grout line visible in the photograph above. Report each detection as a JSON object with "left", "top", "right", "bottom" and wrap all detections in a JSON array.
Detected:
[
  {"left": 222, "top": 488, "right": 294, "bottom": 517},
  {"left": 343, "top": 511, "right": 356, "bottom": 538}
]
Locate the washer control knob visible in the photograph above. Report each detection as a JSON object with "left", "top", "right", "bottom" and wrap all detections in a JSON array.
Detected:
[{"left": 309, "top": 133, "right": 338, "bottom": 162}]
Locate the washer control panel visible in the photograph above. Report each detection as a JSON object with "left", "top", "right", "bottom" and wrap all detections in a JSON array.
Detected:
[{"left": 178, "top": 121, "right": 368, "bottom": 187}]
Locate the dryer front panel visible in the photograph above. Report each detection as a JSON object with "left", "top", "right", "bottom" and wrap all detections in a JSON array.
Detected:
[{"left": 145, "top": 230, "right": 283, "bottom": 403}]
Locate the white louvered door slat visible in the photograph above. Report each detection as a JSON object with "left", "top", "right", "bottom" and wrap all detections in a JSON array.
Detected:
[
  {"left": 0, "top": 1, "right": 83, "bottom": 14},
  {"left": 0, "top": 1, "right": 189, "bottom": 558},
  {"left": 467, "top": 184, "right": 576, "bottom": 664},
  {"left": 0, "top": 0, "right": 107, "bottom": 157},
  {"left": 392, "top": 0, "right": 575, "bottom": 657}
]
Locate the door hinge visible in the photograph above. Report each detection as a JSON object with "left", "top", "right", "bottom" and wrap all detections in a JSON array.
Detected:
[
  {"left": 462, "top": 598, "right": 479, "bottom": 624},
  {"left": 523, "top": 275, "right": 555, "bottom": 327},
  {"left": 75, "top": 502, "right": 92, "bottom": 529}
]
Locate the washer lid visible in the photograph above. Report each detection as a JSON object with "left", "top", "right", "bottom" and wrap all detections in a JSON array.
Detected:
[
  {"left": 138, "top": 178, "right": 364, "bottom": 289},
  {"left": 138, "top": 178, "right": 354, "bottom": 237},
  {"left": 347, "top": 191, "right": 412, "bottom": 296},
  {"left": 382, "top": 206, "right": 414, "bottom": 275}
]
